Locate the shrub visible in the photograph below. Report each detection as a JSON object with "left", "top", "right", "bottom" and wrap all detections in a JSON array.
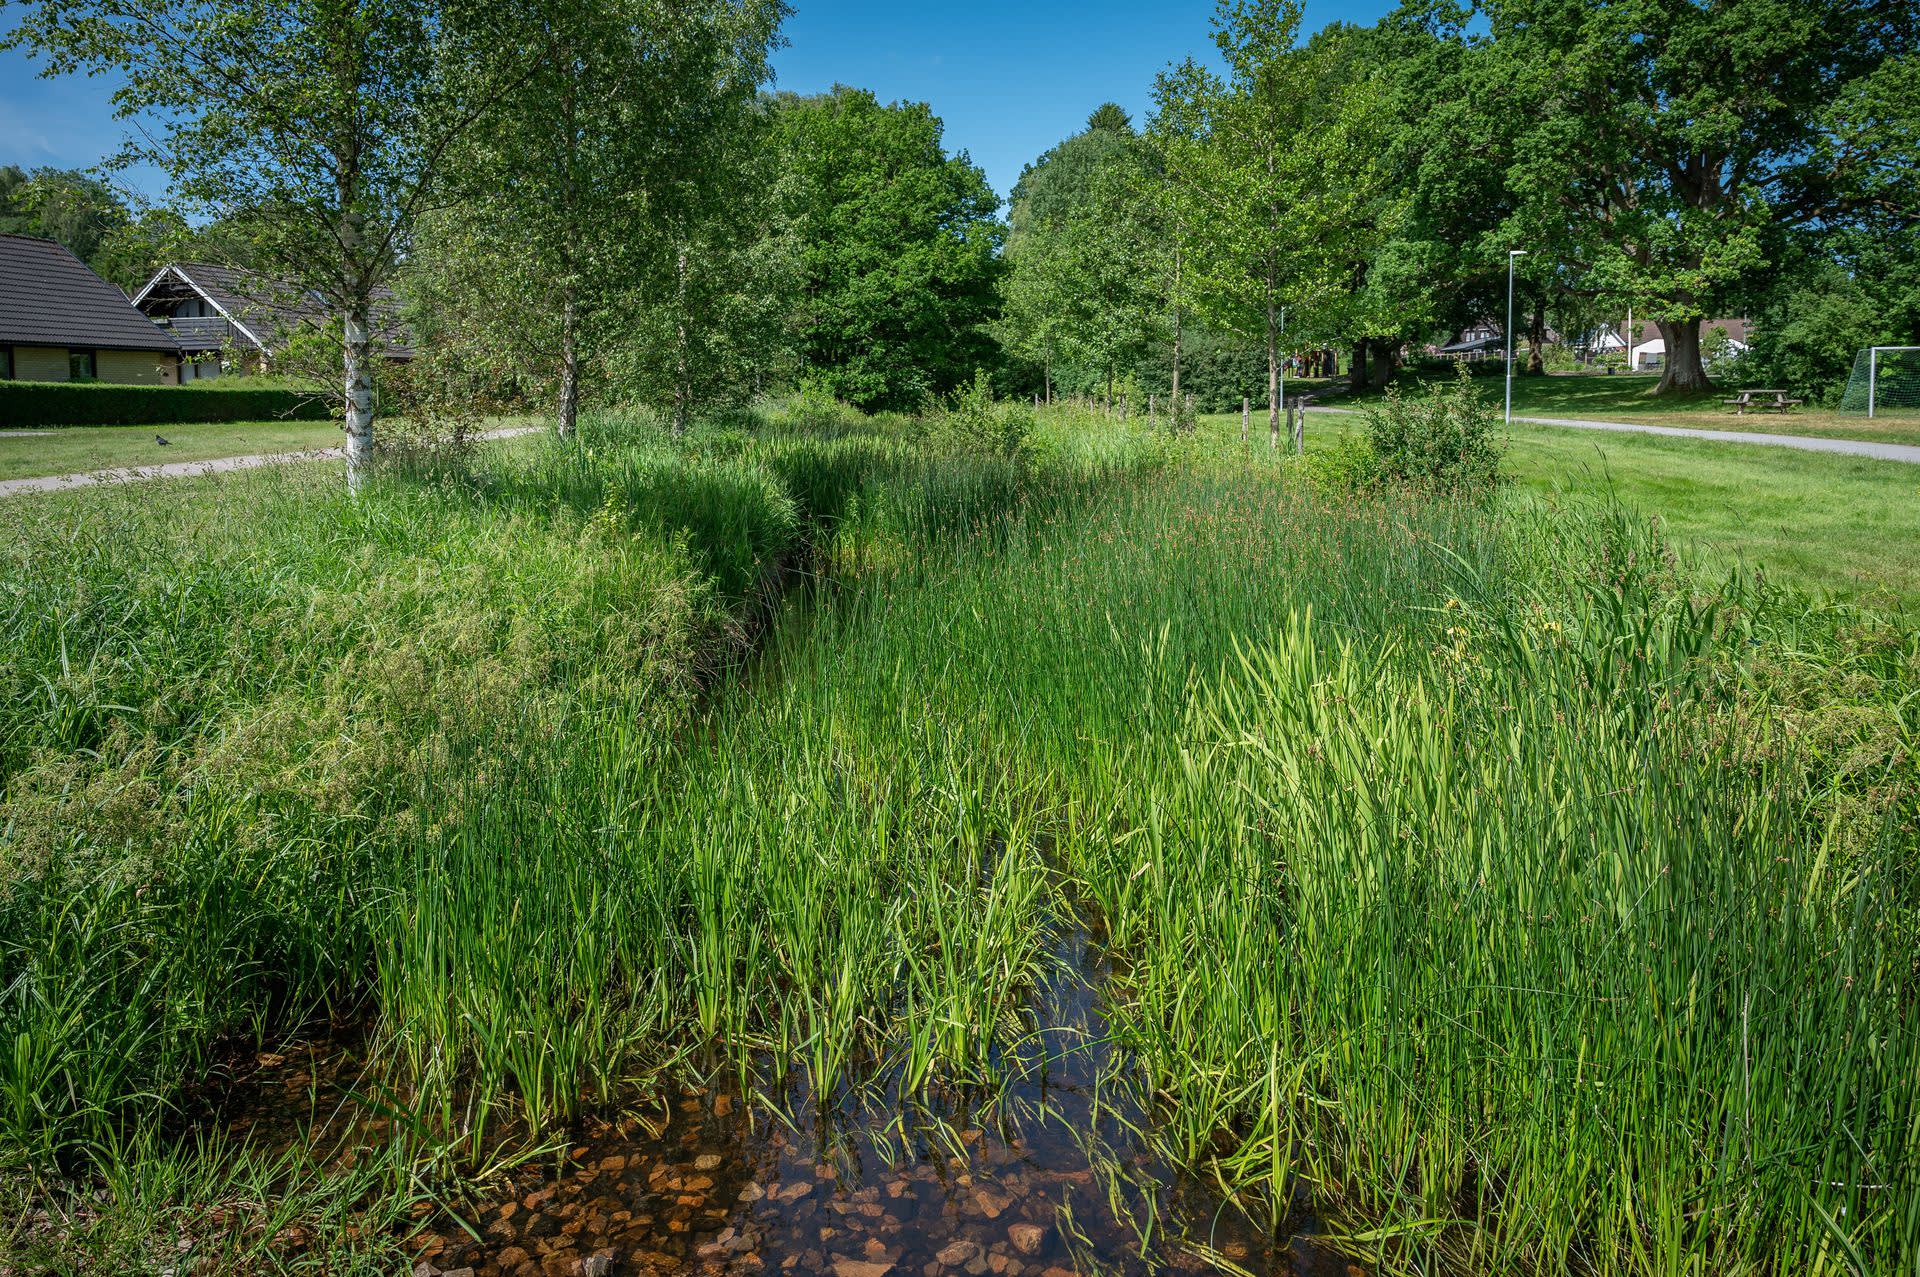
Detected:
[
  {"left": 1361, "top": 365, "right": 1506, "bottom": 494},
  {"left": 0, "top": 380, "right": 332, "bottom": 427},
  {"left": 1302, "top": 428, "right": 1379, "bottom": 493},
  {"left": 936, "top": 370, "right": 1034, "bottom": 460}
]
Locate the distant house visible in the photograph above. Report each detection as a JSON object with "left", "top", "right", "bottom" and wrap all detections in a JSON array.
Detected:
[
  {"left": 1616, "top": 319, "right": 1750, "bottom": 371},
  {"left": 0, "top": 233, "right": 183, "bottom": 385},
  {"left": 1432, "top": 323, "right": 1506, "bottom": 361},
  {"left": 131, "top": 262, "right": 414, "bottom": 381}
]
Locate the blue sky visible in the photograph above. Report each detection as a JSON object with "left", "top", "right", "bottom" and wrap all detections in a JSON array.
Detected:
[{"left": 1, "top": 0, "right": 1401, "bottom": 208}]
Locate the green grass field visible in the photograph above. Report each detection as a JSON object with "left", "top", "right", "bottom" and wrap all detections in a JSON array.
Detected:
[
  {"left": 1504, "top": 421, "right": 1920, "bottom": 610},
  {"left": 1204, "top": 408, "right": 1920, "bottom": 610},
  {"left": 1341, "top": 370, "right": 1920, "bottom": 446},
  {"left": 0, "top": 418, "right": 345, "bottom": 481},
  {"left": 2, "top": 403, "right": 1914, "bottom": 1274}
]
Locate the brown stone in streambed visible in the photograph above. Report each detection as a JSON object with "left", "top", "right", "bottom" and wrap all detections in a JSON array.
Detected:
[
  {"left": 694, "top": 1154, "right": 723, "bottom": 1171},
  {"left": 712, "top": 1094, "right": 733, "bottom": 1117},
  {"left": 499, "top": 1248, "right": 532, "bottom": 1267},
  {"left": 739, "top": 1182, "right": 766, "bottom": 1202},
  {"left": 1006, "top": 1224, "right": 1046, "bottom": 1257},
  {"left": 970, "top": 1187, "right": 1013, "bottom": 1220},
  {"left": 830, "top": 1258, "right": 894, "bottom": 1277},
  {"left": 935, "top": 1240, "right": 977, "bottom": 1267}
]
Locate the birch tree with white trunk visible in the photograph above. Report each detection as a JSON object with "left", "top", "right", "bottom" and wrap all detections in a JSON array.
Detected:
[{"left": 6, "top": 0, "right": 521, "bottom": 488}]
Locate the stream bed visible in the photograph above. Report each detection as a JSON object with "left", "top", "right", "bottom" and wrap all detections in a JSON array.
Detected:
[{"left": 225, "top": 920, "right": 1361, "bottom": 1277}]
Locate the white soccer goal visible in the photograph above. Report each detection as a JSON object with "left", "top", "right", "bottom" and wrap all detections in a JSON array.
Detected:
[{"left": 1839, "top": 346, "right": 1920, "bottom": 417}]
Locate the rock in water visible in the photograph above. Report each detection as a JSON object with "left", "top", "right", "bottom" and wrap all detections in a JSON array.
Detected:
[{"left": 832, "top": 1260, "right": 895, "bottom": 1277}]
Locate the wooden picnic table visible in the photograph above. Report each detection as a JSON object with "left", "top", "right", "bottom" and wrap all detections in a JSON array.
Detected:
[{"left": 1723, "top": 388, "right": 1803, "bottom": 415}]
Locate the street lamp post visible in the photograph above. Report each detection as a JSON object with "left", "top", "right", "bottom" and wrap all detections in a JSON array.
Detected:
[{"left": 1506, "top": 249, "right": 1528, "bottom": 427}]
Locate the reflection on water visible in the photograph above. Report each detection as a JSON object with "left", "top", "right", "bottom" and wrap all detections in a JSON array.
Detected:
[{"left": 226, "top": 922, "right": 1362, "bottom": 1277}]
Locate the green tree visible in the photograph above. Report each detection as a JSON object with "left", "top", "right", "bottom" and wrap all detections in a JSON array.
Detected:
[
  {"left": 1476, "top": 0, "right": 1909, "bottom": 394},
  {"left": 614, "top": 100, "right": 801, "bottom": 433},
  {"left": 1003, "top": 105, "right": 1164, "bottom": 411},
  {"left": 7, "top": 0, "right": 523, "bottom": 485},
  {"left": 418, "top": 0, "right": 784, "bottom": 438},
  {"left": 0, "top": 167, "right": 130, "bottom": 266},
  {"left": 1155, "top": 0, "right": 1384, "bottom": 435},
  {"left": 774, "top": 87, "right": 1004, "bottom": 411}
]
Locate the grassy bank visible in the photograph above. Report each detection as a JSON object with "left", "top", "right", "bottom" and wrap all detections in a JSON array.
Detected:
[
  {"left": 1503, "top": 421, "right": 1920, "bottom": 610},
  {"left": 2, "top": 405, "right": 1914, "bottom": 1274}
]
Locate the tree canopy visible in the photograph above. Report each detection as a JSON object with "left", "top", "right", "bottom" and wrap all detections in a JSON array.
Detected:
[{"left": 773, "top": 86, "right": 1004, "bottom": 411}]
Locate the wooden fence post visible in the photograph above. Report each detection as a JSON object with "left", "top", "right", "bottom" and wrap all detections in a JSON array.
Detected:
[
  {"left": 1292, "top": 396, "right": 1305, "bottom": 453},
  {"left": 1241, "top": 397, "right": 1250, "bottom": 445}
]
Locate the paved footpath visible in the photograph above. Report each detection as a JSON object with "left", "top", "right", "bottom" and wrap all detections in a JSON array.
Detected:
[
  {"left": 1310, "top": 406, "right": 1920, "bottom": 465},
  {"left": 0, "top": 426, "right": 543, "bottom": 499}
]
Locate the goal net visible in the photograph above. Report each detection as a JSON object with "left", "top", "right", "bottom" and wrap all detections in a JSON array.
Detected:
[{"left": 1838, "top": 346, "right": 1920, "bottom": 416}]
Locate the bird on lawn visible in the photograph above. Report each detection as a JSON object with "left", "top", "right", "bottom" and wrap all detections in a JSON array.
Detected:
[{"left": 155, "top": 434, "right": 171, "bottom": 446}]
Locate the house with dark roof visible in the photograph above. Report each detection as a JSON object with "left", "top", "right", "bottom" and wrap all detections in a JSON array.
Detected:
[
  {"left": 0, "top": 233, "right": 183, "bottom": 385},
  {"left": 132, "top": 262, "right": 413, "bottom": 381}
]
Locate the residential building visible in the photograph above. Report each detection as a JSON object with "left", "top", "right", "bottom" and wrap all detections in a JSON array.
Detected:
[
  {"left": 132, "top": 262, "right": 414, "bottom": 380},
  {"left": 0, "top": 233, "right": 182, "bottom": 384}
]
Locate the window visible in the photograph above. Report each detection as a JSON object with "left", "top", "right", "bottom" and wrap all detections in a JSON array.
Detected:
[{"left": 69, "top": 349, "right": 96, "bottom": 380}]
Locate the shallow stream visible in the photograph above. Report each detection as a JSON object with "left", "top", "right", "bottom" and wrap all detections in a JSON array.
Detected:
[{"left": 224, "top": 919, "right": 1358, "bottom": 1277}]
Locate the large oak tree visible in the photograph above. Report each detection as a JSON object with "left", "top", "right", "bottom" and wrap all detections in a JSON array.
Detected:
[{"left": 1472, "top": 0, "right": 1914, "bottom": 392}]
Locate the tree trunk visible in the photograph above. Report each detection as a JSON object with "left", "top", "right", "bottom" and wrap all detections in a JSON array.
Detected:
[
  {"left": 1266, "top": 279, "right": 1280, "bottom": 438},
  {"left": 1171, "top": 305, "right": 1183, "bottom": 409},
  {"left": 1526, "top": 298, "right": 1547, "bottom": 375},
  {"left": 672, "top": 245, "right": 692, "bottom": 437},
  {"left": 557, "top": 285, "right": 579, "bottom": 438},
  {"left": 343, "top": 302, "right": 374, "bottom": 490},
  {"left": 1349, "top": 339, "right": 1369, "bottom": 393},
  {"left": 1366, "top": 337, "right": 1397, "bottom": 389},
  {"left": 1170, "top": 244, "right": 1184, "bottom": 412},
  {"left": 1654, "top": 318, "right": 1711, "bottom": 393}
]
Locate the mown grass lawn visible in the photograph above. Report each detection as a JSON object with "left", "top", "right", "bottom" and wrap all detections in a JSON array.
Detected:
[
  {"left": 1218, "top": 408, "right": 1920, "bottom": 612},
  {"left": 0, "top": 418, "right": 345, "bottom": 481},
  {"left": 1502, "top": 422, "right": 1920, "bottom": 612},
  {"left": 1335, "top": 370, "right": 1920, "bottom": 446}
]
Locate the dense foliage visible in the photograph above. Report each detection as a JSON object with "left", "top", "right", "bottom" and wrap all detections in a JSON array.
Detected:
[
  {"left": 773, "top": 87, "right": 1005, "bottom": 411},
  {"left": 2, "top": 409, "right": 1913, "bottom": 1272}
]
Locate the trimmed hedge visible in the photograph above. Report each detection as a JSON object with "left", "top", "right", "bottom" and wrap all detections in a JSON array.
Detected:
[{"left": 0, "top": 381, "right": 333, "bottom": 427}]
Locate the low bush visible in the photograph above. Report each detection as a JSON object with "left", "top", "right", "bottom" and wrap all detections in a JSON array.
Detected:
[
  {"left": 1361, "top": 365, "right": 1506, "bottom": 493},
  {"left": 0, "top": 380, "right": 332, "bottom": 427},
  {"left": 934, "top": 370, "right": 1035, "bottom": 460}
]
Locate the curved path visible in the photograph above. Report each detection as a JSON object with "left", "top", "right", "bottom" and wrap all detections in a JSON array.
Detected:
[
  {"left": 0, "top": 426, "right": 543, "bottom": 499},
  {"left": 1312, "top": 406, "right": 1920, "bottom": 465}
]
